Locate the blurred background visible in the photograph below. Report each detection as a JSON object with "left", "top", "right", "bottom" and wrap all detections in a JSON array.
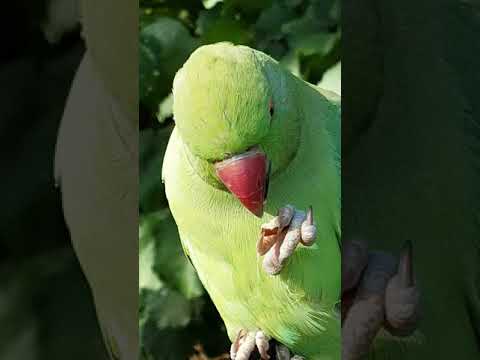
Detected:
[
  {"left": 139, "top": 0, "right": 340, "bottom": 359},
  {"left": 0, "top": 1, "right": 109, "bottom": 359}
]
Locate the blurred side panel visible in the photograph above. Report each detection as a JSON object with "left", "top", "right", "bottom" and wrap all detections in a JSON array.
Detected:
[
  {"left": 54, "top": 0, "right": 138, "bottom": 359},
  {"left": 0, "top": 1, "right": 112, "bottom": 359},
  {"left": 343, "top": 0, "right": 480, "bottom": 358}
]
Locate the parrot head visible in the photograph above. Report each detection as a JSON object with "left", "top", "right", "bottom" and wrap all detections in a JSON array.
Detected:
[{"left": 172, "top": 43, "right": 300, "bottom": 217}]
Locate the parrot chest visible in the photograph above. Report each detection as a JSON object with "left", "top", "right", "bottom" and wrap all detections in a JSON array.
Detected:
[
  {"left": 163, "top": 122, "right": 341, "bottom": 356},
  {"left": 169, "top": 166, "right": 338, "bottom": 346}
]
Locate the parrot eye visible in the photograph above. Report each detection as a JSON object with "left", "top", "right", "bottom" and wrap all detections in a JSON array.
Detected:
[{"left": 269, "top": 99, "right": 274, "bottom": 117}]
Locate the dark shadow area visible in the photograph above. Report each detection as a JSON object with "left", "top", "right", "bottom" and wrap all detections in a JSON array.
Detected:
[{"left": 343, "top": 0, "right": 480, "bottom": 358}]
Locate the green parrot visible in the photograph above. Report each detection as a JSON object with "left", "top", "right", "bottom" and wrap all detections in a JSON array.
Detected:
[{"left": 162, "top": 42, "right": 341, "bottom": 359}]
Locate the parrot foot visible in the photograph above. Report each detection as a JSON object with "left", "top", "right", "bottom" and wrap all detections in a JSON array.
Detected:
[
  {"left": 230, "top": 330, "right": 270, "bottom": 360},
  {"left": 257, "top": 205, "right": 316, "bottom": 275},
  {"left": 341, "top": 239, "right": 421, "bottom": 360},
  {"left": 274, "top": 343, "right": 304, "bottom": 360},
  {"left": 230, "top": 335, "right": 304, "bottom": 360}
]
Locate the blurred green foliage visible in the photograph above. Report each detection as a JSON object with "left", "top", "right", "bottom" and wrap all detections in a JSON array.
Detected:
[{"left": 139, "top": 0, "right": 340, "bottom": 358}]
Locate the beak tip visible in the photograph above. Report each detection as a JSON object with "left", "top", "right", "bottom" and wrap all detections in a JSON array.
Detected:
[
  {"left": 215, "top": 148, "right": 268, "bottom": 218},
  {"left": 253, "top": 208, "right": 264, "bottom": 218},
  {"left": 241, "top": 200, "right": 264, "bottom": 217}
]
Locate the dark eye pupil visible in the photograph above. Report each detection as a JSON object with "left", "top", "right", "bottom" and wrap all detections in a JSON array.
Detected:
[{"left": 269, "top": 99, "right": 274, "bottom": 117}]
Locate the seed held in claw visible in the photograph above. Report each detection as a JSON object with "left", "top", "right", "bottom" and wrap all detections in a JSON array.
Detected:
[
  {"left": 259, "top": 206, "right": 312, "bottom": 275},
  {"left": 257, "top": 233, "right": 280, "bottom": 256},
  {"left": 261, "top": 217, "right": 282, "bottom": 234}
]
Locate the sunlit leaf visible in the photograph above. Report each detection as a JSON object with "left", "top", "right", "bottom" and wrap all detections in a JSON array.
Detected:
[{"left": 318, "top": 61, "right": 341, "bottom": 95}]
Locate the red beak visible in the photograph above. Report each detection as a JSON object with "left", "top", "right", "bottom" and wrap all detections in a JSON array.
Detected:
[{"left": 215, "top": 148, "right": 269, "bottom": 217}]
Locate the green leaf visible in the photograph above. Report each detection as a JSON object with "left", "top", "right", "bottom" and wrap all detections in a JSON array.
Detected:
[
  {"left": 139, "top": 210, "right": 204, "bottom": 299},
  {"left": 282, "top": 0, "right": 339, "bottom": 57},
  {"left": 139, "top": 17, "right": 199, "bottom": 111},
  {"left": 203, "top": 0, "right": 223, "bottom": 9},
  {"left": 196, "top": 6, "right": 253, "bottom": 45},
  {"left": 142, "top": 288, "right": 197, "bottom": 329},
  {"left": 139, "top": 231, "right": 164, "bottom": 292},
  {"left": 253, "top": 0, "right": 296, "bottom": 59},
  {"left": 318, "top": 61, "right": 341, "bottom": 95},
  {"left": 156, "top": 93, "right": 173, "bottom": 124}
]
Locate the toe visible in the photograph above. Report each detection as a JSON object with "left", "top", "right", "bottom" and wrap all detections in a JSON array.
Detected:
[
  {"left": 275, "top": 344, "right": 291, "bottom": 360},
  {"left": 231, "top": 330, "right": 247, "bottom": 360},
  {"left": 278, "top": 211, "right": 305, "bottom": 264},
  {"left": 300, "top": 206, "right": 316, "bottom": 246},
  {"left": 234, "top": 332, "right": 256, "bottom": 360},
  {"left": 255, "top": 331, "right": 270, "bottom": 359},
  {"left": 263, "top": 233, "right": 285, "bottom": 275},
  {"left": 341, "top": 239, "right": 369, "bottom": 294},
  {"left": 385, "top": 241, "right": 420, "bottom": 336},
  {"left": 342, "top": 296, "right": 384, "bottom": 360},
  {"left": 341, "top": 252, "right": 398, "bottom": 360}
]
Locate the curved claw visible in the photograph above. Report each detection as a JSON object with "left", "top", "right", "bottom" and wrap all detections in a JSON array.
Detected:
[
  {"left": 300, "top": 206, "right": 316, "bottom": 246},
  {"left": 306, "top": 206, "right": 313, "bottom": 225},
  {"left": 398, "top": 240, "right": 414, "bottom": 287},
  {"left": 385, "top": 241, "right": 420, "bottom": 336}
]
